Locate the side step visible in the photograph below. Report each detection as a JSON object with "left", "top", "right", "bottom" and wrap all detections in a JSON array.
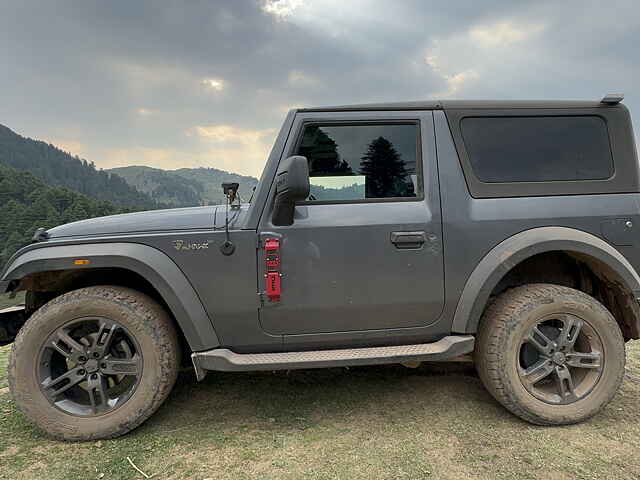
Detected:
[{"left": 191, "top": 335, "right": 474, "bottom": 381}]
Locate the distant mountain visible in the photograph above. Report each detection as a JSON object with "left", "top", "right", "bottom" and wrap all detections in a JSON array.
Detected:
[
  {"left": 172, "top": 167, "right": 259, "bottom": 205},
  {"left": 108, "top": 166, "right": 259, "bottom": 207},
  {"left": 105, "top": 166, "right": 204, "bottom": 207},
  {"left": 0, "top": 123, "right": 261, "bottom": 266},
  {"left": 0, "top": 162, "right": 125, "bottom": 265},
  {"left": 0, "top": 124, "right": 158, "bottom": 210}
]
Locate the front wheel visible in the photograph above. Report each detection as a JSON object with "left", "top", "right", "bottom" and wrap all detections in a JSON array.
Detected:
[
  {"left": 475, "top": 284, "right": 625, "bottom": 425},
  {"left": 8, "top": 286, "right": 180, "bottom": 441}
]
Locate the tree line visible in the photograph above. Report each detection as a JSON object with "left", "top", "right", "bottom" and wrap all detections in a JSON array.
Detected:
[
  {"left": 0, "top": 124, "right": 157, "bottom": 209},
  {"left": 0, "top": 162, "right": 128, "bottom": 266}
]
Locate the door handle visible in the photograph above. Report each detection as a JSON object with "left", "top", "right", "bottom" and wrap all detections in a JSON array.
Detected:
[{"left": 390, "top": 231, "right": 426, "bottom": 249}]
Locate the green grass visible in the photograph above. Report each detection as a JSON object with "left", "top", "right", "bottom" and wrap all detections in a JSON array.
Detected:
[
  {"left": 0, "top": 342, "right": 639, "bottom": 480},
  {"left": 0, "top": 345, "right": 9, "bottom": 389},
  {"left": 0, "top": 292, "right": 24, "bottom": 310}
]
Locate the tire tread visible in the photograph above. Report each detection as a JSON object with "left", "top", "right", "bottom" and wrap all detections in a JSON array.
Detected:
[
  {"left": 8, "top": 285, "right": 180, "bottom": 441},
  {"left": 474, "top": 283, "right": 625, "bottom": 425}
]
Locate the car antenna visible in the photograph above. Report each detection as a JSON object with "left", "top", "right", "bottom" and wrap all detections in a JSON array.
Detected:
[{"left": 220, "top": 183, "right": 239, "bottom": 256}]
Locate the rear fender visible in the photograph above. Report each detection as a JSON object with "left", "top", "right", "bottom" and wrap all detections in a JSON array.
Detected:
[{"left": 452, "top": 227, "right": 640, "bottom": 336}]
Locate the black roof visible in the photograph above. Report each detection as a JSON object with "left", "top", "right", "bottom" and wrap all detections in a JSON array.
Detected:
[{"left": 298, "top": 99, "right": 616, "bottom": 112}]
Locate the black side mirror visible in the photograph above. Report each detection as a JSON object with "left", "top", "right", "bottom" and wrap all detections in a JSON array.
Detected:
[{"left": 272, "top": 155, "right": 310, "bottom": 226}]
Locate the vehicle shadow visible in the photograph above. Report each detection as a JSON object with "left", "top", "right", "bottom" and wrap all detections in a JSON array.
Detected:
[{"left": 143, "top": 361, "right": 515, "bottom": 437}]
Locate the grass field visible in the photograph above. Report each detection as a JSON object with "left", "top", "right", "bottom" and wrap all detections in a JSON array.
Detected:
[
  {"left": 0, "top": 341, "right": 639, "bottom": 480},
  {"left": 0, "top": 292, "right": 24, "bottom": 310}
]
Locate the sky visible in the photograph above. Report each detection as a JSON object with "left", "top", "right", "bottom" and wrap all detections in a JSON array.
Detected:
[{"left": 1, "top": 0, "right": 639, "bottom": 178}]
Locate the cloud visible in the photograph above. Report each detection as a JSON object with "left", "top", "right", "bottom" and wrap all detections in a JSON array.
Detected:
[
  {"left": 190, "top": 125, "right": 275, "bottom": 144},
  {"left": 469, "top": 21, "right": 545, "bottom": 49},
  {"left": 424, "top": 18, "right": 548, "bottom": 98},
  {"left": 188, "top": 125, "right": 278, "bottom": 176},
  {"left": 107, "top": 59, "right": 196, "bottom": 93},
  {"left": 1, "top": 0, "right": 639, "bottom": 177},
  {"left": 136, "top": 108, "right": 156, "bottom": 116},
  {"left": 262, "top": 0, "right": 305, "bottom": 19},
  {"left": 425, "top": 55, "right": 479, "bottom": 98},
  {"left": 201, "top": 78, "right": 225, "bottom": 91},
  {"left": 101, "top": 124, "right": 278, "bottom": 178},
  {"left": 287, "top": 70, "right": 319, "bottom": 87}
]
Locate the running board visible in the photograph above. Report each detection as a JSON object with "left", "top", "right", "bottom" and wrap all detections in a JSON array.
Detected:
[{"left": 191, "top": 335, "right": 474, "bottom": 381}]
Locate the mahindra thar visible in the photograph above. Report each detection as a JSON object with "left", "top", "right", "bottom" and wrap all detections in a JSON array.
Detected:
[{"left": 1, "top": 94, "right": 639, "bottom": 440}]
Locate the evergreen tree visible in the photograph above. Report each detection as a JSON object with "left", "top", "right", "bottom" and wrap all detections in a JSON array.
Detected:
[
  {"left": 0, "top": 163, "right": 125, "bottom": 266},
  {"left": 0, "top": 124, "right": 157, "bottom": 209},
  {"left": 359, "top": 136, "right": 413, "bottom": 198},
  {"left": 298, "top": 127, "right": 353, "bottom": 176}
]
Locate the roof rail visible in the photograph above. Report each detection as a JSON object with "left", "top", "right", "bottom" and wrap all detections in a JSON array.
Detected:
[{"left": 601, "top": 93, "right": 624, "bottom": 105}]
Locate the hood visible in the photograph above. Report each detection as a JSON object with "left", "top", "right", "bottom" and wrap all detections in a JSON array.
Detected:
[
  {"left": 47, "top": 206, "right": 219, "bottom": 239},
  {"left": 212, "top": 203, "right": 250, "bottom": 230}
]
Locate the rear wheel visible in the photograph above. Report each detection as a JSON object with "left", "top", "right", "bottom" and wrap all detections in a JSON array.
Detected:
[
  {"left": 8, "top": 286, "right": 180, "bottom": 441},
  {"left": 475, "top": 284, "right": 625, "bottom": 425}
]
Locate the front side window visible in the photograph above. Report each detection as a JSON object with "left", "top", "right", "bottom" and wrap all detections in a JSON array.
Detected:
[
  {"left": 295, "top": 123, "right": 420, "bottom": 202},
  {"left": 460, "top": 116, "right": 613, "bottom": 183}
]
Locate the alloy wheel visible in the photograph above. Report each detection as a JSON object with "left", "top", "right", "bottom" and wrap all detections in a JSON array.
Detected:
[
  {"left": 37, "top": 317, "right": 143, "bottom": 416},
  {"left": 518, "top": 313, "right": 603, "bottom": 405}
]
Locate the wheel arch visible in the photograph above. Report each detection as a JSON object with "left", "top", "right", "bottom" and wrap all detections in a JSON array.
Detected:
[
  {"left": 1, "top": 242, "right": 219, "bottom": 351},
  {"left": 452, "top": 227, "right": 640, "bottom": 340}
]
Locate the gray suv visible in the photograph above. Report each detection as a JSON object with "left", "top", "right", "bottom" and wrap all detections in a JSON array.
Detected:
[{"left": 1, "top": 94, "right": 639, "bottom": 440}]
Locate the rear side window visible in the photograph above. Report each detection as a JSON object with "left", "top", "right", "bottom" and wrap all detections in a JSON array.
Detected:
[
  {"left": 295, "top": 123, "right": 421, "bottom": 202},
  {"left": 460, "top": 116, "right": 613, "bottom": 183}
]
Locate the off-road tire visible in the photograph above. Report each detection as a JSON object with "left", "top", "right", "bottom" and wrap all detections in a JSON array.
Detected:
[
  {"left": 475, "top": 283, "right": 625, "bottom": 425},
  {"left": 8, "top": 286, "right": 180, "bottom": 441}
]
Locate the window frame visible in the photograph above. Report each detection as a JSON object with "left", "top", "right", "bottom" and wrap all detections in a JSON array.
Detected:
[
  {"left": 290, "top": 120, "right": 425, "bottom": 205},
  {"left": 445, "top": 107, "right": 632, "bottom": 199}
]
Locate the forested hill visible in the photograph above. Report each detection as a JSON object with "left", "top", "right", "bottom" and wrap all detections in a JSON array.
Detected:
[
  {"left": 0, "top": 124, "right": 260, "bottom": 265},
  {"left": 0, "top": 163, "right": 125, "bottom": 265},
  {"left": 0, "top": 124, "right": 157, "bottom": 209},
  {"left": 108, "top": 166, "right": 259, "bottom": 207}
]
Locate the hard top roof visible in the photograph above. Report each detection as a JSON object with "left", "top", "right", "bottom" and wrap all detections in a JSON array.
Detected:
[{"left": 298, "top": 99, "right": 617, "bottom": 112}]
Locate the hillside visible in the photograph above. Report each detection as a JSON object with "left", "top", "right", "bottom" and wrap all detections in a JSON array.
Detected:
[
  {"left": 109, "top": 166, "right": 259, "bottom": 207},
  {"left": 105, "top": 166, "right": 204, "bottom": 207},
  {"left": 0, "top": 162, "right": 125, "bottom": 266},
  {"left": 0, "top": 124, "right": 157, "bottom": 209}
]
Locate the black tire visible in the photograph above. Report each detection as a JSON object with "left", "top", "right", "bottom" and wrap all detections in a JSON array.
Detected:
[
  {"left": 474, "top": 283, "right": 625, "bottom": 425},
  {"left": 8, "top": 286, "right": 180, "bottom": 441}
]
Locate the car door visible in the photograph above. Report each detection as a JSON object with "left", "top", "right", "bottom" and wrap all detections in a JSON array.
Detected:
[{"left": 257, "top": 110, "right": 444, "bottom": 337}]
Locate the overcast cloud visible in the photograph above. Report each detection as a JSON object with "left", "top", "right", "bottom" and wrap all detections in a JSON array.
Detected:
[{"left": 1, "top": 0, "right": 638, "bottom": 177}]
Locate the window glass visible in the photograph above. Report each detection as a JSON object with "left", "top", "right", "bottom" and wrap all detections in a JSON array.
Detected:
[
  {"left": 296, "top": 124, "right": 420, "bottom": 201},
  {"left": 460, "top": 116, "right": 613, "bottom": 183}
]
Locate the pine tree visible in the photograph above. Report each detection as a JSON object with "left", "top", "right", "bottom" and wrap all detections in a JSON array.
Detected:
[
  {"left": 359, "top": 136, "right": 413, "bottom": 198},
  {"left": 299, "top": 127, "right": 353, "bottom": 176},
  {"left": 0, "top": 163, "right": 124, "bottom": 266}
]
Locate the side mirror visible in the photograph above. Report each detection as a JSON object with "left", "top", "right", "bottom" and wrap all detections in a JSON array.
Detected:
[{"left": 272, "top": 155, "right": 310, "bottom": 226}]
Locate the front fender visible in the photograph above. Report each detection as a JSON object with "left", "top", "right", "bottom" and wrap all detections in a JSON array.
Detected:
[
  {"left": 1, "top": 242, "right": 219, "bottom": 351},
  {"left": 452, "top": 226, "right": 640, "bottom": 334}
]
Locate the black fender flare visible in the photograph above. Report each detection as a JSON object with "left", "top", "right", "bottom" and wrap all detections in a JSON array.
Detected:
[
  {"left": 451, "top": 226, "right": 640, "bottom": 334},
  {"left": 1, "top": 242, "right": 219, "bottom": 351}
]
